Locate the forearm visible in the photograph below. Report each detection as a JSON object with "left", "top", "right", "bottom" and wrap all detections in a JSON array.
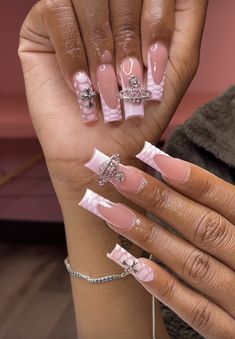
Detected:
[{"left": 55, "top": 179, "right": 169, "bottom": 339}]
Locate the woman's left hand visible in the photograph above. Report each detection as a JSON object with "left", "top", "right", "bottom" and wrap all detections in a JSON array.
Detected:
[{"left": 79, "top": 142, "right": 235, "bottom": 339}]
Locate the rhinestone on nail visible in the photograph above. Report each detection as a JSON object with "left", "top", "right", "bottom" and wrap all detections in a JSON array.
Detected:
[
  {"left": 119, "top": 75, "right": 152, "bottom": 105},
  {"left": 122, "top": 259, "right": 139, "bottom": 273},
  {"left": 80, "top": 87, "right": 97, "bottom": 108},
  {"left": 98, "top": 154, "right": 126, "bottom": 186}
]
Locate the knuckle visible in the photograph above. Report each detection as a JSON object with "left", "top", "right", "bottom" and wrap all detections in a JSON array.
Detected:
[
  {"left": 19, "top": 1, "right": 45, "bottom": 54},
  {"left": 148, "top": 21, "right": 173, "bottom": 42},
  {"left": 138, "top": 222, "right": 161, "bottom": 250},
  {"left": 191, "top": 301, "right": 213, "bottom": 331},
  {"left": 159, "top": 278, "right": 176, "bottom": 301},
  {"left": 88, "top": 23, "right": 113, "bottom": 52},
  {"left": 197, "top": 175, "right": 214, "bottom": 199},
  {"left": 148, "top": 186, "right": 169, "bottom": 213},
  {"left": 194, "top": 211, "right": 229, "bottom": 249},
  {"left": 113, "top": 20, "right": 140, "bottom": 44},
  {"left": 182, "top": 249, "right": 211, "bottom": 282}
]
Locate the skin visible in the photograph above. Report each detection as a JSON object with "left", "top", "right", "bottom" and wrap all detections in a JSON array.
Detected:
[
  {"left": 18, "top": 0, "right": 208, "bottom": 337},
  {"left": 103, "top": 161, "right": 235, "bottom": 338}
]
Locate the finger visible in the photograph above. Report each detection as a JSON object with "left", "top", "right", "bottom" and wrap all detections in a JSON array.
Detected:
[
  {"left": 72, "top": 0, "right": 122, "bottom": 123},
  {"left": 110, "top": 0, "right": 146, "bottom": 120},
  {"left": 79, "top": 189, "right": 235, "bottom": 317},
  {"left": 141, "top": 0, "right": 175, "bottom": 101},
  {"left": 107, "top": 245, "right": 235, "bottom": 339},
  {"left": 84, "top": 148, "right": 235, "bottom": 270},
  {"left": 145, "top": 0, "right": 208, "bottom": 130},
  {"left": 42, "top": 0, "right": 98, "bottom": 123},
  {"left": 136, "top": 142, "right": 235, "bottom": 224}
]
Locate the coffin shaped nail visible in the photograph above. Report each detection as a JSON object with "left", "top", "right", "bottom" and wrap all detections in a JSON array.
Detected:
[
  {"left": 136, "top": 141, "right": 190, "bottom": 183},
  {"left": 78, "top": 189, "right": 138, "bottom": 230},
  {"left": 119, "top": 57, "right": 145, "bottom": 119},
  {"left": 85, "top": 149, "right": 147, "bottom": 192},
  {"left": 97, "top": 64, "right": 122, "bottom": 123},
  {"left": 73, "top": 72, "right": 98, "bottom": 123},
  {"left": 107, "top": 244, "right": 154, "bottom": 282},
  {"left": 136, "top": 141, "right": 169, "bottom": 173},
  {"left": 147, "top": 43, "right": 168, "bottom": 102}
]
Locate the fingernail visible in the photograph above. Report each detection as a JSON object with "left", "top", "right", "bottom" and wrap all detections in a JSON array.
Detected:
[
  {"left": 107, "top": 244, "right": 154, "bottom": 282},
  {"left": 136, "top": 141, "right": 191, "bottom": 183},
  {"left": 97, "top": 64, "right": 122, "bottom": 123},
  {"left": 73, "top": 72, "right": 98, "bottom": 123},
  {"left": 119, "top": 57, "right": 144, "bottom": 119},
  {"left": 147, "top": 43, "right": 168, "bottom": 102},
  {"left": 85, "top": 149, "right": 148, "bottom": 192},
  {"left": 78, "top": 189, "right": 138, "bottom": 230}
]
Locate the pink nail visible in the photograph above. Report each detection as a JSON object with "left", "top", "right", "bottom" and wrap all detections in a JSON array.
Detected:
[
  {"left": 78, "top": 189, "right": 138, "bottom": 230},
  {"left": 136, "top": 141, "right": 190, "bottom": 183},
  {"left": 119, "top": 57, "right": 144, "bottom": 119},
  {"left": 147, "top": 43, "right": 168, "bottom": 102},
  {"left": 97, "top": 64, "right": 122, "bottom": 123},
  {"left": 73, "top": 72, "right": 98, "bottom": 123},
  {"left": 107, "top": 244, "right": 154, "bottom": 282},
  {"left": 85, "top": 149, "right": 148, "bottom": 192}
]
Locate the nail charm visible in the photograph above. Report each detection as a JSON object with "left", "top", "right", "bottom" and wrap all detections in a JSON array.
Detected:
[
  {"left": 98, "top": 154, "right": 125, "bottom": 186},
  {"left": 119, "top": 57, "right": 145, "bottom": 119},
  {"left": 85, "top": 149, "right": 148, "bottom": 193},
  {"left": 107, "top": 244, "right": 154, "bottom": 282},
  {"left": 73, "top": 72, "right": 98, "bottom": 123},
  {"left": 119, "top": 75, "right": 152, "bottom": 105}
]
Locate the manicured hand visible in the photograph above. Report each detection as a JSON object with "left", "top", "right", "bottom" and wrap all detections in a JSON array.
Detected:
[
  {"left": 19, "top": 0, "right": 208, "bottom": 124},
  {"left": 79, "top": 142, "right": 235, "bottom": 338},
  {"left": 18, "top": 1, "right": 207, "bottom": 194}
]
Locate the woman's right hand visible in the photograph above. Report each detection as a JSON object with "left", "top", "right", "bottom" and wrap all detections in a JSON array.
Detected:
[{"left": 18, "top": 0, "right": 208, "bottom": 194}]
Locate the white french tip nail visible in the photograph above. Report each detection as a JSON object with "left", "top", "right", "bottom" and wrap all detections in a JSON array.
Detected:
[
  {"left": 136, "top": 141, "right": 168, "bottom": 172},
  {"left": 147, "top": 52, "right": 165, "bottom": 102},
  {"left": 78, "top": 189, "right": 111, "bottom": 218},
  {"left": 107, "top": 244, "right": 154, "bottom": 282},
  {"left": 85, "top": 149, "right": 110, "bottom": 174}
]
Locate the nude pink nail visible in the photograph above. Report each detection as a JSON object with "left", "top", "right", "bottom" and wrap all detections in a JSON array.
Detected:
[
  {"left": 107, "top": 244, "right": 154, "bottom": 282},
  {"left": 136, "top": 141, "right": 190, "bottom": 183},
  {"left": 78, "top": 189, "right": 138, "bottom": 230},
  {"left": 85, "top": 149, "right": 148, "bottom": 193},
  {"left": 147, "top": 43, "right": 168, "bottom": 101},
  {"left": 97, "top": 64, "right": 122, "bottom": 123},
  {"left": 119, "top": 57, "right": 144, "bottom": 119},
  {"left": 73, "top": 72, "right": 98, "bottom": 123}
]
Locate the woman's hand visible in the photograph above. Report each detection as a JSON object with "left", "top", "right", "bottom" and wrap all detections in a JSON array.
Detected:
[
  {"left": 79, "top": 142, "right": 235, "bottom": 338},
  {"left": 18, "top": 0, "right": 208, "bottom": 194}
]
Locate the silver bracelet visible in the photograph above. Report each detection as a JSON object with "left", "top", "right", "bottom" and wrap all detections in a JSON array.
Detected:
[
  {"left": 64, "top": 257, "right": 131, "bottom": 283},
  {"left": 64, "top": 255, "right": 156, "bottom": 339}
]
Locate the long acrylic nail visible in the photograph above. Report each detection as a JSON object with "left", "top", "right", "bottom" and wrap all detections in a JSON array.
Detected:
[
  {"left": 97, "top": 64, "right": 122, "bottom": 123},
  {"left": 119, "top": 57, "right": 144, "bottom": 119},
  {"left": 136, "top": 141, "right": 191, "bottom": 183},
  {"left": 73, "top": 72, "right": 98, "bottom": 123},
  {"left": 85, "top": 149, "right": 148, "bottom": 192},
  {"left": 107, "top": 244, "right": 154, "bottom": 282},
  {"left": 147, "top": 43, "right": 168, "bottom": 102},
  {"left": 78, "top": 189, "right": 138, "bottom": 230}
]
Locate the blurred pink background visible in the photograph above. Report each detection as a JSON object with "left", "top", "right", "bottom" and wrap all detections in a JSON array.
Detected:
[{"left": 0, "top": 0, "right": 234, "bottom": 222}]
